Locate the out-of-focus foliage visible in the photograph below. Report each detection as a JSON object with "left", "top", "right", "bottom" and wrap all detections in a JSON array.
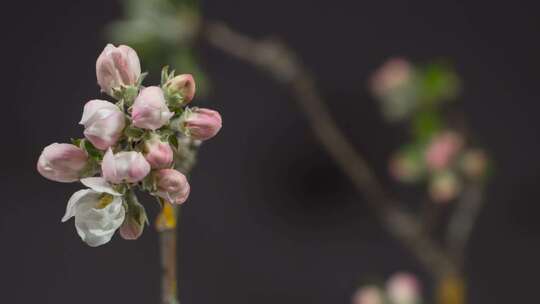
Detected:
[
  {"left": 371, "top": 58, "right": 488, "bottom": 203},
  {"left": 107, "top": 0, "right": 208, "bottom": 95}
]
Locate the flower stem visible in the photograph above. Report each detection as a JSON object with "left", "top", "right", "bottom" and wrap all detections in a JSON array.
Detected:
[{"left": 158, "top": 205, "right": 180, "bottom": 304}]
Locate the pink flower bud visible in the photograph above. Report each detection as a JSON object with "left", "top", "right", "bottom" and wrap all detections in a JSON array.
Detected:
[
  {"left": 184, "top": 108, "right": 222, "bottom": 141},
  {"left": 386, "top": 272, "right": 421, "bottom": 304},
  {"left": 155, "top": 169, "right": 190, "bottom": 204},
  {"left": 96, "top": 44, "right": 141, "bottom": 95},
  {"left": 80, "top": 99, "right": 126, "bottom": 150},
  {"left": 389, "top": 150, "right": 424, "bottom": 183},
  {"left": 425, "top": 131, "right": 464, "bottom": 171},
  {"left": 37, "top": 143, "right": 88, "bottom": 183},
  {"left": 370, "top": 58, "right": 413, "bottom": 97},
  {"left": 460, "top": 149, "right": 488, "bottom": 179},
  {"left": 102, "top": 149, "right": 150, "bottom": 184},
  {"left": 352, "top": 286, "right": 384, "bottom": 304},
  {"left": 119, "top": 217, "right": 143, "bottom": 240},
  {"left": 143, "top": 135, "right": 173, "bottom": 169},
  {"left": 132, "top": 86, "right": 173, "bottom": 130},
  {"left": 166, "top": 74, "right": 196, "bottom": 103},
  {"left": 429, "top": 171, "right": 462, "bottom": 203}
]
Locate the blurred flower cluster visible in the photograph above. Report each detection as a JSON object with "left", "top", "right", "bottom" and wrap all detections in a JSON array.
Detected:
[
  {"left": 370, "top": 58, "right": 488, "bottom": 203},
  {"left": 107, "top": 0, "right": 208, "bottom": 94},
  {"left": 352, "top": 272, "right": 422, "bottom": 304},
  {"left": 37, "top": 44, "right": 222, "bottom": 246}
]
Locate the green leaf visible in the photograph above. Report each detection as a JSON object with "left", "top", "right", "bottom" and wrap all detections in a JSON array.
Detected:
[
  {"left": 417, "top": 62, "right": 461, "bottom": 106},
  {"left": 412, "top": 110, "right": 444, "bottom": 142},
  {"left": 82, "top": 139, "right": 103, "bottom": 160}
]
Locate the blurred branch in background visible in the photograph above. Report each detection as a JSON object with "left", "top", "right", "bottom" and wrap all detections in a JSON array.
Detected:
[
  {"left": 108, "top": 1, "right": 491, "bottom": 303},
  {"left": 203, "top": 20, "right": 457, "bottom": 278}
]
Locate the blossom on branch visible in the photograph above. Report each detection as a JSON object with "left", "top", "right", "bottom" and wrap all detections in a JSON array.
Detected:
[{"left": 37, "top": 44, "right": 222, "bottom": 246}]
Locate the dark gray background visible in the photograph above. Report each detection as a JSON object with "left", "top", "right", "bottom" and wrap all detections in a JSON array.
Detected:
[{"left": 1, "top": 1, "right": 539, "bottom": 303}]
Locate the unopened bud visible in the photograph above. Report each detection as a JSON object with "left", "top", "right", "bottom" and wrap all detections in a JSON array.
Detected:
[
  {"left": 460, "top": 149, "right": 488, "bottom": 180},
  {"left": 119, "top": 191, "right": 147, "bottom": 240},
  {"left": 386, "top": 272, "right": 422, "bottom": 304},
  {"left": 425, "top": 131, "right": 464, "bottom": 171},
  {"left": 429, "top": 171, "right": 462, "bottom": 203},
  {"left": 352, "top": 286, "right": 384, "bottom": 304},
  {"left": 165, "top": 74, "right": 196, "bottom": 104},
  {"left": 389, "top": 148, "right": 424, "bottom": 183}
]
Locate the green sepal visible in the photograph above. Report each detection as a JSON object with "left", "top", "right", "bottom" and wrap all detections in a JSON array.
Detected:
[
  {"left": 168, "top": 134, "right": 179, "bottom": 150},
  {"left": 126, "top": 190, "right": 148, "bottom": 226},
  {"left": 79, "top": 157, "right": 100, "bottom": 178},
  {"left": 124, "top": 189, "right": 149, "bottom": 237},
  {"left": 123, "top": 86, "right": 139, "bottom": 107},
  {"left": 71, "top": 138, "right": 83, "bottom": 147},
  {"left": 137, "top": 72, "right": 148, "bottom": 87},
  {"left": 141, "top": 173, "right": 157, "bottom": 193},
  {"left": 161, "top": 66, "right": 170, "bottom": 87},
  {"left": 81, "top": 139, "right": 103, "bottom": 160},
  {"left": 124, "top": 125, "right": 145, "bottom": 141},
  {"left": 170, "top": 107, "right": 193, "bottom": 134}
]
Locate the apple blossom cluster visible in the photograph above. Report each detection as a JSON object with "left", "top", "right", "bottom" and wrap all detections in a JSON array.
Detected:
[
  {"left": 37, "top": 44, "right": 222, "bottom": 246},
  {"left": 389, "top": 131, "right": 488, "bottom": 203},
  {"left": 352, "top": 272, "right": 422, "bottom": 304},
  {"left": 370, "top": 58, "right": 488, "bottom": 203}
]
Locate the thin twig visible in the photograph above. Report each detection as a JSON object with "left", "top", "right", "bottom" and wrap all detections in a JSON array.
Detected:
[
  {"left": 446, "top": 184, "right": 484, "bottom": 267},
  {"left": 203, "top": 21, "right": 457, "bottom": 278},
  {"left": 160, "top": 227, "right": 178, "bottom": 304}
]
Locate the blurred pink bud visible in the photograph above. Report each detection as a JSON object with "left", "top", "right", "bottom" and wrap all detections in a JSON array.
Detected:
[
  {"left": 425, "top": 131, "right": 464, "bottom": 171},
  {"left": 80, "top": 99, "right": 126, "bottom": 150},
  {"left": 429, "top": 171, "right": 461, "bottom": 203},
  {"left": 155, "top": 169, "right": 190, "bottom": 204},
  {"left": 184, "top": 108, "right": 222, "bottom": 141},
  {"left": 132, "top": 86, "right": 173, "bottom": 130},
  {"left": 37, "top": 143, "right": 88, "bottom": 183},
  {"left": 460, "top": 149, "right": 488, "bottom": 179},
  {"left": 370, "top": 58, "right": 413, "bottom": 97},
  {"left": 386, "top": 272, "right": 421, "bottom": 304},
  {"left": 102, "top": 149, "right": 150, "bottom": 184},
  {"left": 96, "top": 44, "right": 141, "bottom": 95},
  {"left": 166, "top": 74, "right": 196, "bottom": 103},
  {"left": 143, "top": 135, "right": 173, "bottom": 169},
  {"left": 389, "top": 152, "right": 423, "bottom": 183},
  {"left": 352, "top": 286, "right": 384, "bottom": 304}
]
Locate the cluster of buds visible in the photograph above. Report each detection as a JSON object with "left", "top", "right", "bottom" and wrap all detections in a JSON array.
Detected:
[
  {"left": 37, "top": 44, "right": 222, "bottom": 246},
  {"left": 371, "top": 58, "right": 487, "bottom": 203},
  {"left": 370, "top": 57, "right": 460, "bottom": 122},
  {"left": 352, "top": 272, "right": 422, "bottom": 304},
  {"left": 389, "top": 130, "right": 488, "bottom": 203}
]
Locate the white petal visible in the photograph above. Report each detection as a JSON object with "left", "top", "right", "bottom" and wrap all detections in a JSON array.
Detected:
[
  {"left": 80, "top": 177, "right": 121, "bottom": 196},
  {"left": 74, "top": 195, "right": 125, "bottom": 247},
  {"left": 80, "top": 100, "right": 117, "bottom": 126},
  {"left": 62, "top": 189, "right": 94, "bottom": 222}
]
